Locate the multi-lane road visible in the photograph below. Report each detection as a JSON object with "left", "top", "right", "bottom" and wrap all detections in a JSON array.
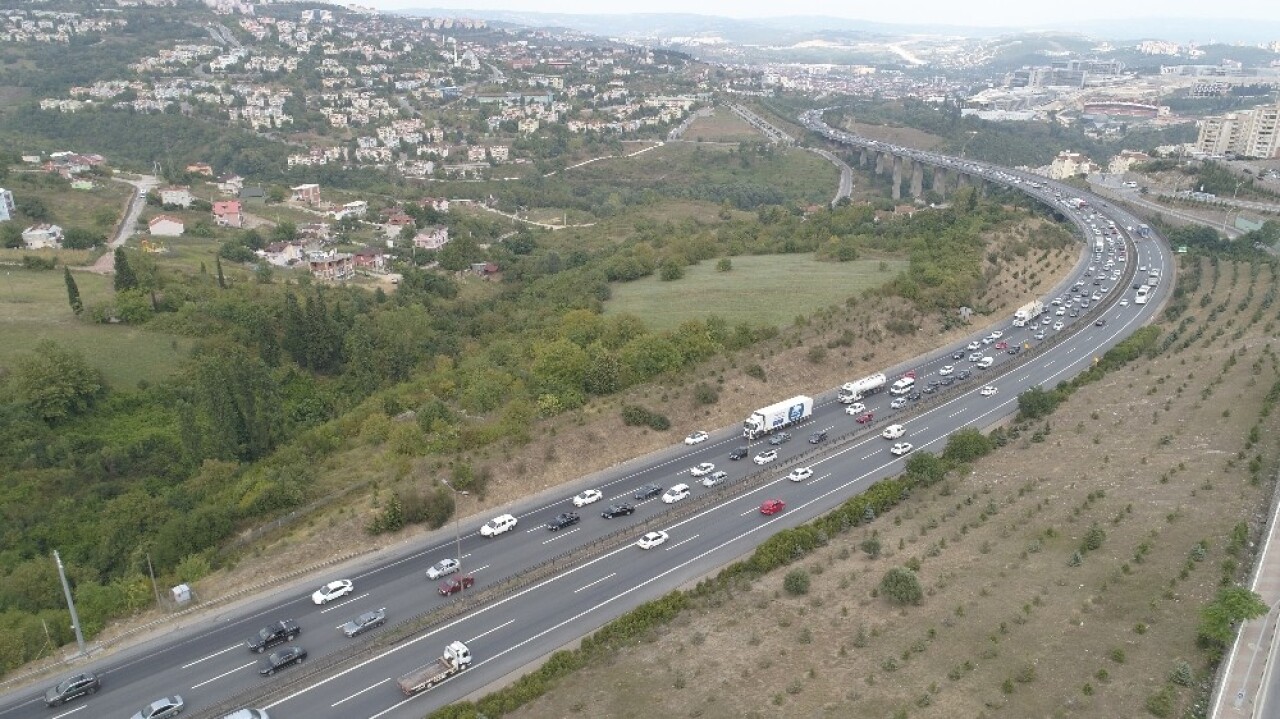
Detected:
[{"left": 0, "top": 116, "right": 1173, "bottom": 719}]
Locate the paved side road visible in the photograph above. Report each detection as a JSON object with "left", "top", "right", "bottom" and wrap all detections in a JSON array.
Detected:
[{"left": 85, "top": 173, "right": 158, "bottom": 274}]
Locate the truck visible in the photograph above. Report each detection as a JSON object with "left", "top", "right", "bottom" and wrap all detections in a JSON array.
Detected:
[
  {"left": 743, "top": 395, "right": 813, "bottom": 440},
  {"left": 1011, "top": 300, "right": 1045, "bottom": 327},
  {"left": 396, "top": 641, "right": 472, "bottom": 696},
  {"left": 1146, "top": 274, "right": 1159, "bottom": 288},
  {"left": 837, "top": 373, "right": 886, "bottom": 403}
]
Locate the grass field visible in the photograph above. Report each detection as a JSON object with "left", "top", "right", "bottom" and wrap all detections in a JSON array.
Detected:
[
  {"left": 0, "top": 269, "right": 189, "bottom": 388},
  {"left": 683, "top": 108, "right": 770, "bottom": 143},
  {"left": 0, "top": 172, "right": 132, "bottom": 234},
  {"left": 604, "top": 254, "right": 907, "bottom": 331}
]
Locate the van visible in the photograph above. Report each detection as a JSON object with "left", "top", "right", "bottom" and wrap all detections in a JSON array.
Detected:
[
  {"left": 977, "top": 357, "right": 994, "bottom": 369},
  {"left": 890, "top": 377, "right": 916, "bottom": 395}
]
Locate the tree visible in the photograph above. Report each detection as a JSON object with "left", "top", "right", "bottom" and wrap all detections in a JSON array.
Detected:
[
  {"left": 215, "top": 254, "right": 226, "bottom": 289},
  {"left": 62, "top": 227, "right": 105, "bottom": 250},
  {"left": 1, "top": 223, "right": 23, "bottom": 249},
  {"left": 63, "top": 267, "right": 83, "bottom": 316},
  {"left": 783, "top": 569, "right": 810, "bottom": 596},
  {"left": 8, "top": 340, "right": 103, "bottom": 422},
  {"left": 113, "top": 248, "right": 138, "bottom": 292},
  {"left": 716, "top": 257, "right": 732, "bottom": 272},
  {"left": 942, "top": 428, "right": 994, "bottom": 464},
  {"left": 1017, "top": 386, "right": 1059, "bottom": 421},
  {"left": 1199, "top": 586, "right": 1268, "bottom": 647},
  {"left": 880, "top": 566, "right": 924, "bottom": 606}
]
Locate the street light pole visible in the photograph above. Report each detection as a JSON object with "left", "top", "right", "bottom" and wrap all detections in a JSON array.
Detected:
[
  {"left": 438, "top": 479, "right": 469, "bottom": 599},
  {"left": 53, "top": 550, "right": 86, "bottom": 658}
]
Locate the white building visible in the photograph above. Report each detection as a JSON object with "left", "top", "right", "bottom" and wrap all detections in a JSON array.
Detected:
[
  {"left": 159, "top": 186, "right": 194, "bottom": 208},
  {"left": 1047, "top": 151, "right": 1100, "bottom": 180},
  {"left": 148, "top": 215, "right": 185, "bottom": 237},
  {"left": 1196, "top": 99, "right": 1280, "bottom": 159},
  {"left": 0, "top": 187, "right": 14, "bottom": 222},
  {"left": 22, "top": 223, "right": 64, "bottom": 249}
]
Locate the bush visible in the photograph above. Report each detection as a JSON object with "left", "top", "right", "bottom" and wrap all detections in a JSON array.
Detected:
[
  {"left": 620, "top": 404, "right": 671, "bottom": 430},
  {"left": 716, "top": 257, "right": 732, "bottom": 272},
  {"left": 880, "top": 567, "right": 923, "bottom": 606},
  {"left": 860, "top": 537, "right": 882, "bottom": 558},
  {"left": 807, "top": 346, "right": 827, "bottom": 364},
  {"left": 693, "top": 382, "right": 719, "bottom": 405},
  {"left": 783, "top": 569, "right": 811, "bottom": 596},
  {"left": 1145, "top": 685, "right": 1175, "bottom": 717}
]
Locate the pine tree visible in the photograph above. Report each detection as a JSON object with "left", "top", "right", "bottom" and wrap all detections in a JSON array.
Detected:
[
  {"left": 214, "top": 254, "right": 226, "bottom": 289},
  {"left": 113, "top": 247, "right": 138, "bottom": 292},
  {"left": 63, "top": 267, "right": 83, "bottom": 315}
]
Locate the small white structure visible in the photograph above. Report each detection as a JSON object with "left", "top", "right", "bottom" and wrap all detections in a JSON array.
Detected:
[
  {"left": 171, "top": 583, "right": 192, "bottom": 605},
  {"left": 159, "top": 186, "right": 194, "bottom": 208},
  {"left": 148, "top": 215, "right": 185, "bottom": 237},
  {"left": 22, "top": 223, "right": 64, "bottom": 249}
]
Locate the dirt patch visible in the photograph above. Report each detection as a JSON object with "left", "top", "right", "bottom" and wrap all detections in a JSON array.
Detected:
[
  {"left": 840, "top": 119, "right": 948, "bottom": 152},
  {"left": 683, "top": 108, "right": 770, "bottom": 143},
  {"left": 506, "top": 257, "right": 1280, "bottom": 719}
]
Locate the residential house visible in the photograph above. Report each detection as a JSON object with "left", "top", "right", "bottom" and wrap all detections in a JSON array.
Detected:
[
  {"left": 297, "top": 222, "right": 331, "bottom": 241},
  {"left": 260, "top": 241, "right": 304, "bottom": 267},
  {"left": 333, "top": 200, "right": 367, "bottom": 219},
  {"left": 1047, "top": 150, "right": 1100, "bottom": 180},
  {"left": 148, "top": 214, "right": 185, "bottom": 236},
  {"left": 212, "top": 199, "right": 243, "bottom": 228},
  {"left": 382, "top": 211, "right": 415, "bottom": 239},
  {"left": 290, "top": 183, "right": 322, "bottom": 205},
  {"left": 418, "top": 197, "right": 449, "bottom": 213},
  {"left": 185, "top": 162, "right": 214, "bottom": 176},
  {"left": 216, "top": 174, "right": 244, "bottom": 195},
  {"left": 159, "top": 185, "right": 194, "bottom": 208},
  {"left": 466, "top": 145, "right": 487, "bottom": 162},
  {"left": 1108, "top": 150, "right": 1152, "bottom": 175},
  {"left": 239, "top": 186, "right": 266, "bottom": 204},
  {"left": 0, "top": 188, "right": 14, "bottom": 222},
  {"left": 413, "top": 225, "right": 449, "bottom": 250},
  {"left": 489, "top": 145, "right": 509, "bottom": 162},
  {"left": 353, "top": 246, "right": 386, "bottom": 271},
  {"left": 517, "top": 118, "right": 539, "bottom": 134},
  {"left": 21, "top": 223, "right": 64, "bottom": 249},
  {"left": 470, "top": 261, "right": 499, "bottom": 277},
  {"left": 307, "top": 249, "right": 354, "bottom": 280}
]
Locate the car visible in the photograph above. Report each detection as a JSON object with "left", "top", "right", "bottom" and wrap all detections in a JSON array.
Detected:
[
  {"left": 981, "top": 385, "right": 998, "bottom": 396},
  {"left": 881, "top": 424, "right": 905, "bottom": 439},
  {"left": 1119, "top": 299, "right": 1129, "bottom": 307},
  {"left": 341, "top": 609, "right": 386, "bottom": 637},
  {"left": 788, "top": 467, "right": 814, "bottom": 482},
  {"left": 941, "top": 376, "right": 955, "bottom": 386},
  {"left": 662, "top": 484, "right": 691, "bottom": 504},
  {"left": 941, "top": 365, "right": 958, "bottom": 377},
  {"left": 1033, "top": 331, "right": 1046, "bottom": 340},
  {"left": 44, "top": 672, "right": 99, "bottom": 707},
  {"left": 1056, "top": 307, "right": 1066, "bottom": 316},
  {"left": 426, "top": 558, "right": 461, "bottom": 580},
  {"left": 1008, "top": 346, "right": 1022, "bottom": 355},
  {"left": 967, "top": 340, "right": 981, "bottom": 351},
  {"left": 968, "top": 352, "right": 983, "bottom": 362},
  {"left": 1093, "top": 279, "right": 1102, "bottom": 286},
  {"left": 572, "top": 489, "right": 603, "bottom": 507},
  {"left": 990, "top": 330, "right": 1003, "bottom": 340},
  {"left": 957, "top": 369, "right": 972, "bottom": 380},
  {"left": 982, "top": 336, "right": 995, "bottom": 345},
  {"left": 728, "top": 446, "right": 749, "bottom": 460},
  {"left": 1042, "top": 316, "right": 1052, "bottom": 325},
  {"left": 247, "top": 620, "right": 300, "bottom": 653},
  {"left": 438, "top": 576, "right": 475, "bottom": 596},
  {"left": 854, "top": 412, "right": 874, "bottom": 424},
  {"left": 844, "top": 402, "right": 867, "bottom": 415},
  {"left": 952, "top": 351, "right": 965, "bottom": 360},
  {"left": 808, "top": 430, "right": 828, "bottom": 444},
  {"left": 890, "top": 442, "right": 914, "bottom": 456},
  {"left": 1091, "top": 293, "right": 1102, "bottom": 301},
  {"left": 760, "top": 499, "right": 786, "bottom": 516},
  {"left": 1139, "top": 265, "right": 1147, "bottom": 271},
  {"left": 1051, "top": 298, "right": 1062, "bottom": 306},
  {"left": 702, "top": 471, "right": 728, "bottom": 487},
  {"left": 634, "top": 483, "right": 663, "bottom": 500},
  {"left": 753, "top": 450, "right": 779, "bottom": 465},
  {"left": 995, "top": 340, "right": 1008, "bottom": 350},
  {"left": 768, "top": 432, "right": 792, "bottom": 446},
  {"left": 977, "top": 356, "right": 994, "bottom": 369},
  {"left": 219, "top": 710, "right": 270, "bottom": 719},
  {"left": 1133, "top": 282, "right": 1142, "bottom": 290},
  {"left": 689, "top": 462, "right": 715, "bottom": 477},
  {"left": 890, "top": 397, "right": 908, "bottom": 409},
  {"left": 480, "top": 514, "right": 518, "bottom": 537},
  {"left": 1095, "top": 318, "right": 1107, "bottom": 326},
  {"left": 683, "top": 431, "right": 709, "bottom": 445},
  {"left": 311, "top": 580, "right": 354, "bottom": 605},
  {"left": 922, "top": 384, "right": 937, "bottom": 394},
  {"left": 131, "top": 696, "right": 185, "bottom": 719},
  {"left": 637, "top": 531, "right": 669, "bottom": 550},
  {"left": 1053, "top": 322, "right": 1064, "bottom": 331},
  {"left": 1070, "top": 310, "right": 1080, "bottom": 317},
  {"left": 601, "top": 503, "right": 634, "bottom": 519},
  {"left": 547, "top": 512, "right": 580, "bottom": 530}
]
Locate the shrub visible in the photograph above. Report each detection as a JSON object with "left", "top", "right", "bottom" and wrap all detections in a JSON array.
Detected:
[
  {"left": 1145, "top": 686, "right": 1175, "bottom": 717},
  {"left": 880, "top": 567, "right": 923, "bottom": 606},
  {"left": 693, "top": 383, "right": 719, "bottom": 405},
  {"left": 621, "top": 404, "right": 671, "bottom": 431},
  {"left": 783, "top": 569, "right": 811, "bottom": 596},
  {"left": 860, "top": 537, "right": 882, "bottom": 558}
]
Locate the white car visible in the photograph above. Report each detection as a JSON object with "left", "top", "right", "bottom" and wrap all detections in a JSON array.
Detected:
[
  {"left": 1139, "top": 265, "right": 1147, "bottom": 271},
  {"left": 1119, "top": 299, "right": 1129, "bottom": 307},
  {"left": 426, "top": 558, "right": 460, "bottom": 580},
  {"left": 788, "top": 467, "right": 813, "bottom": 482},
  {"left": 1091, "top": 293, "right": 1101, "bottom": 301},
  {"left": 683, "top": 431, "right": 709, "bottom": 446},
  {"left": 968, "top": 352, "right": 984, "bottom": 362},
  {"left": 637, "top": 531, "right": 669, "bottom": 550},
  {"left": 1056, "top": 307, "right": 1066, "bottom": 316},
  {"left": 572, "top": 489, "right": 603, "bottom": 507},
  {"left": 753, "top": 450, "right": 778, "bottom": 465},
  {"left": 1033, "top": 331, "right": 1046, "bottom": 340},
  {"left": 480, "top": 513, "right": 518, "bottom": 537},
  {"left": 890, "top": 442, "right": 914, "bottom": 456},
  {"left": 976, "top": 357, "right": 994, "bottom": 369},
  {"left": 890, "top": 397, "right": 908, "bottom": 409},
  {"left": 701, "top": 471, "right": 727, "bottom": 487},
  {"left": 990, "top": 330, "right": 1003, "bottom": 340},
  {"left": 844, "top": 402, "right": 867, "bottom": 415},
  {"left": 1053, "top": 321, "right": 1064, "bottom": 331},
  {"left": 689, "top": 463, "right": 715, "bottom": 478},
  {"left": 939, "top": 365, "right": 954, "bottom": 376},
  {"left": 312, "top": 580, "right": 354, "bottom": 605},
  {"left": 967, "top": 340, "right": 981, "bottom": 351},
  {"left": 881, "top": 424, "right": 905, "bottom": 439},
  {"left": 981, "top": 385, "right": 998, "bottom": 396},
  {"left": 662, "top": 484, "right": 691, "bottom": 504}
]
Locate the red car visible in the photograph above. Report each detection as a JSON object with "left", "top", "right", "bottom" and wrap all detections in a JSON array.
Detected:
[
  {"left": 902, "top": 370, "right": 916, "bottom": 379},
  {"left": 439, "top": 576, "right": 475, "bottom": 596},
  {"left": 855, "top": 412, "right": 874, "bottom": 424},
  {"left": 995, "top": 341, "right": 1009, "bottom": 350},
  {"left": 760, "top": 499, "right": 786, "bottom": 516}
]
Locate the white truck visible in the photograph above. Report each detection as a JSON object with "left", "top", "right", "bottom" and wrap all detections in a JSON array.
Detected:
[
  {"left": 396, "top": 641, "right": 472, "bottom": 696},
  {"left": 1012, "top": 300, "right": 1045, "bottom": 327},
  {"left": 743, "top": 395, "right": 813, "bottom": 440},
  {"left": 837, "top": 373, "right": 886, "bottom": 403}
]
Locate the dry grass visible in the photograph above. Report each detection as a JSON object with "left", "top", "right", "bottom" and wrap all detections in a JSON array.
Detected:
[
  {"left": 505, "top": 257, "right": 1279, "bottom": 719},
  {"left": 683, "top": 108, "right": 770, "bottom": 143},
  {"left": 840, "top": 119, "right": 948, "bottom": 152}
]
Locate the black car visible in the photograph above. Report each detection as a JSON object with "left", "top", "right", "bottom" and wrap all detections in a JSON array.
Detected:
[
  {"left": 247, "top": 620, "right": 300, "bottom": 653},
  {"left": 728, "top": 446, "right": 749, "bottom": 460},
  {"left": 602, "top": 503, "right": 635, "bottom": 519},
  {"left": 1008, "top": 346, "right": 1021, "bottom": 355},
  {"left": 260, "top": 646, "right": 307, "bottom": 676},
  {"left": 957, "top": 369, "right": 972, "bottom": 380},
  {"left": 634, "top": 484, "right": 663, "bottom": 500},
  {"left": 952, "top": 350, "right": 965, "bottom": 360},
  {"left": 941, "top": 376, "right": 955, "bottom": 386},
  {"left": 768, "top": 432, "right": 792, "bottom": 446},
  {"left": 922, "top": 385, "right": 937, "bottom": 394},
  {"left": 808, "top": 430, "right": 828, "bottom": 444},
  {"left": 44, "top": 672, "right": 99, "bottom": 707},
  {"left": 927, "top": 379, "right": 941, "bottom": 387},
  {"left": 1133, "top": 282, "right": 1142, "bottom": 289},
  {"left": 907, "top": 392, "right": 922, "bottom": 401},
  {"left": 547, "top": 512, "right": 580, "bottom": 531},
  {"left": 1095, "top": 318, "right": 1107, "bottom": 326}
]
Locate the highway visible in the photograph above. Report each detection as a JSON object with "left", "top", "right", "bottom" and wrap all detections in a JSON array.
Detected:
[{"left": 0, "top": 116, "right": 1172, "bottom": 719}]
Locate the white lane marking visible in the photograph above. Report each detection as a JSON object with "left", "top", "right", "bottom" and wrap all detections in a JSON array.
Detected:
[
  {"left": 49, "top": 706, "right": 87, "bottom": 719},
  {"left": 1045, "top": 361, "right": 1056, "bottom": 367},
  {"left": 573, "top": 574, "right": 617, "bottom": 594},
  {"left": 331, "top": 678, "right": 390, "bottom": 708},
  {"left": 666, "top": 534, "right": 700, "bottom": 551},
  {"left": 471, "top": 564, "right": 490, "bottom": 573},
  {"left": 810, "top": 472, "right": 832, "bottom": 484},
  {"left": 542, "top": 528, "right": 581, "bottom": 544},
  {"left": 181, "top": 643, "right": 241, "bottom": 669},
  {"left": 524, "top": 526, "right": 543, "bottom": 534},
  {"left": 949, "top": 410, "right": 964, "bottom": 418},
  {"left": 467, "top": 619, "right": 515, "bottom": 643},
  {"left": 861, "top": 452, "right": 876, "bottom": 460},
  {"left": 190, "top": 659, "right": 258, "bottom": 689},
  {"left": 741, "top": 506, "right": 759, "bottom": 517},
  {"left": 319, "top": 593, "right": 370, "bottom": 614}
]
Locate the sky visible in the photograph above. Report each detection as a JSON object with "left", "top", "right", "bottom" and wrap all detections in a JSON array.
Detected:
[{"left": 366, "top": 0, "right": 1272, "bottom": 28}]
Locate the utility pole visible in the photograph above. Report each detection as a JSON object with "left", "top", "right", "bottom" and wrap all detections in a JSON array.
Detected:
[
  {"left": 53, "top": 551, "right": 86, "bottom": 658},
  {"left": 438, "top": 479, "right": 469, "bottom": 600},
  {"left": 146, "top": 553, "right": 162, "bottom": 610}
]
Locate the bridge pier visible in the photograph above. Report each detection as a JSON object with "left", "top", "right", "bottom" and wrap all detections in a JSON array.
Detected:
[
  {"left": 932, "top": 167, "right": 947, "bottom": 199},
  {"left": 874, "top": 151, "right": 886, "bottom": 176},
  {"left": 910, "top": 161, "right": 923, "bottom": 199},
  {"left": 891, "top": 155, "right": 903, "bottom": 201},
  {"left": 859, "top": 148, "right": 869, "bottom": 167}
]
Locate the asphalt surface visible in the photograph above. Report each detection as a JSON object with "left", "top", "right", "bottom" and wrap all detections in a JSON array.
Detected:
[{"left": 1, "top": 117, "right": 1172, "bottom": 719}]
